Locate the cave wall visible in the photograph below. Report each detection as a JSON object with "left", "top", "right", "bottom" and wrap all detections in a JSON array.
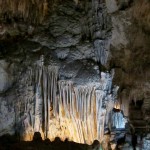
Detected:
[
  {"left": 0, "top": 0, "right": 120, "bottom": 144},
  {"left": 105, "top": 0, "right": 150, "bottom": 121}
]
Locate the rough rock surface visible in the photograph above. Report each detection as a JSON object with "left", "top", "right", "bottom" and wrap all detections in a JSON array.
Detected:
[
  {"left": 0, "top": 60, "right": 14, "bottom": 92},
  {"left": 105, "top": 0, "right": 150, "bottom": 125},
  {"left": 142, "top": 134, "right": 150, "bottom": 150}
]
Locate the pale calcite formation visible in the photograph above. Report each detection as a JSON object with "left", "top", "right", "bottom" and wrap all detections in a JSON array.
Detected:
[{"left": 12, "top": 55, "right": 119, "bottom": 144}]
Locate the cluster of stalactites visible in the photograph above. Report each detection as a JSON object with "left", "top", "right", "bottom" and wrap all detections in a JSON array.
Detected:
[
  {"left": 58, "top": 81, "right": 107, "bottom": 143},
  {"left": 17, "top": 60, "right": 116, "bottom": 144},
  {"left": 34, "top": 63, "right": 58, "bottom": 138},
  {"left": 0, "top": 0, "right": 49, "bottom": 23},
  {"left": 91, "top": 0, "right": 110, "bottom": 66}
]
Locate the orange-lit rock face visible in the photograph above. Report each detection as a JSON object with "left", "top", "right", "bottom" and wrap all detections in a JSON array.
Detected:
[{"left": 114, "top": 102, "right": 120, "bottom": 109}]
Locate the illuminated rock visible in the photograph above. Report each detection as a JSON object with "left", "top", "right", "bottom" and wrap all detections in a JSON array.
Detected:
[{"left": 11, "top": 58, "right": 118, "bottom": 144}]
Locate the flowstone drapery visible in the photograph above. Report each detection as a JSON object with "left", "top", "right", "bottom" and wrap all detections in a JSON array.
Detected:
[{"left": 13, "top": 55, "right": 118, "bottom": 144}]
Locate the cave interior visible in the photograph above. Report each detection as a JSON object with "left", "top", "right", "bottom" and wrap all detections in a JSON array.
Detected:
[{"left": 0, "top": 0, "right": 150, "bottom": 150}]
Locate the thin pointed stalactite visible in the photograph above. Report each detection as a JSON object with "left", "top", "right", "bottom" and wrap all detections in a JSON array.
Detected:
[
  {"left": 43, "top": 67, "right": 48, "bottom": 138},
  {"left": 96, "top": 90, "right": 104, "bottom": 140},
  {"left": 47, "top": 73, "right": 50, "bottom": 134},
  {"left": 32, "top": 62, "right": 59, "bottom": 137}
]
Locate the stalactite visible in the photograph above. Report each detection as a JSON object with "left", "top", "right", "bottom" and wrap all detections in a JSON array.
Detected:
[
  {"left": 43, "top": 67, "right": 47, "bottom": 138},
  {"left": 47, "top": 73, "right": 50, "bottom": 134},
  {"left": 93, "top": 40, "right": 109, "bottom": 65},
  {"left": 47, "top": 66, "right": 58, "bottom": 116},
  {"left": 56, "top": 82, "right": 113, "bottom": 143},
  {"left": 0, "top": 0, "right": 51, "bottom": 23},
  {"left": 58, "top": 81, "right": 74, "bottom": 118},
  {"left": 34, "top": 85, "right": 41, "bottom": 132}
]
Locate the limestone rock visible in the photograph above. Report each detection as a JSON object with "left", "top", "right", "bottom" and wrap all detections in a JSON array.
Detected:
[
  {"left": 105, "top": 0, "right": 119, "bottom": 13},
  {"left": 0, "top": 60, "right": 13, "bottom": 92},
  {"left": 111, "top": 12, "right": 131, "bottom": 50},
  {"left": 0, "top": 99, "right": 15, "bottom": 136},
  {"left": 106, "top": 0, "right": 131, "bottom": 13}
]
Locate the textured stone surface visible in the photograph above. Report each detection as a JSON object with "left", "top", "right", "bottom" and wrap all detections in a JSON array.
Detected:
[
  {"left": 0, "top": 60, "right": 14, "bottom": 92},
  {"left": 111, "top": 12, "right": 130, "bottom": 49},
  {"left": 0, "top": 96, "right": 15, "bottom": 136},
  {"left": 105, "top": 0, "right": 118, "bottom": 13},
  {"left": 142, "top": 134, "right": 150, "bottom": 150},
  {"left": 107, "top": 0, "right": 150, "bottom": 127}
]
